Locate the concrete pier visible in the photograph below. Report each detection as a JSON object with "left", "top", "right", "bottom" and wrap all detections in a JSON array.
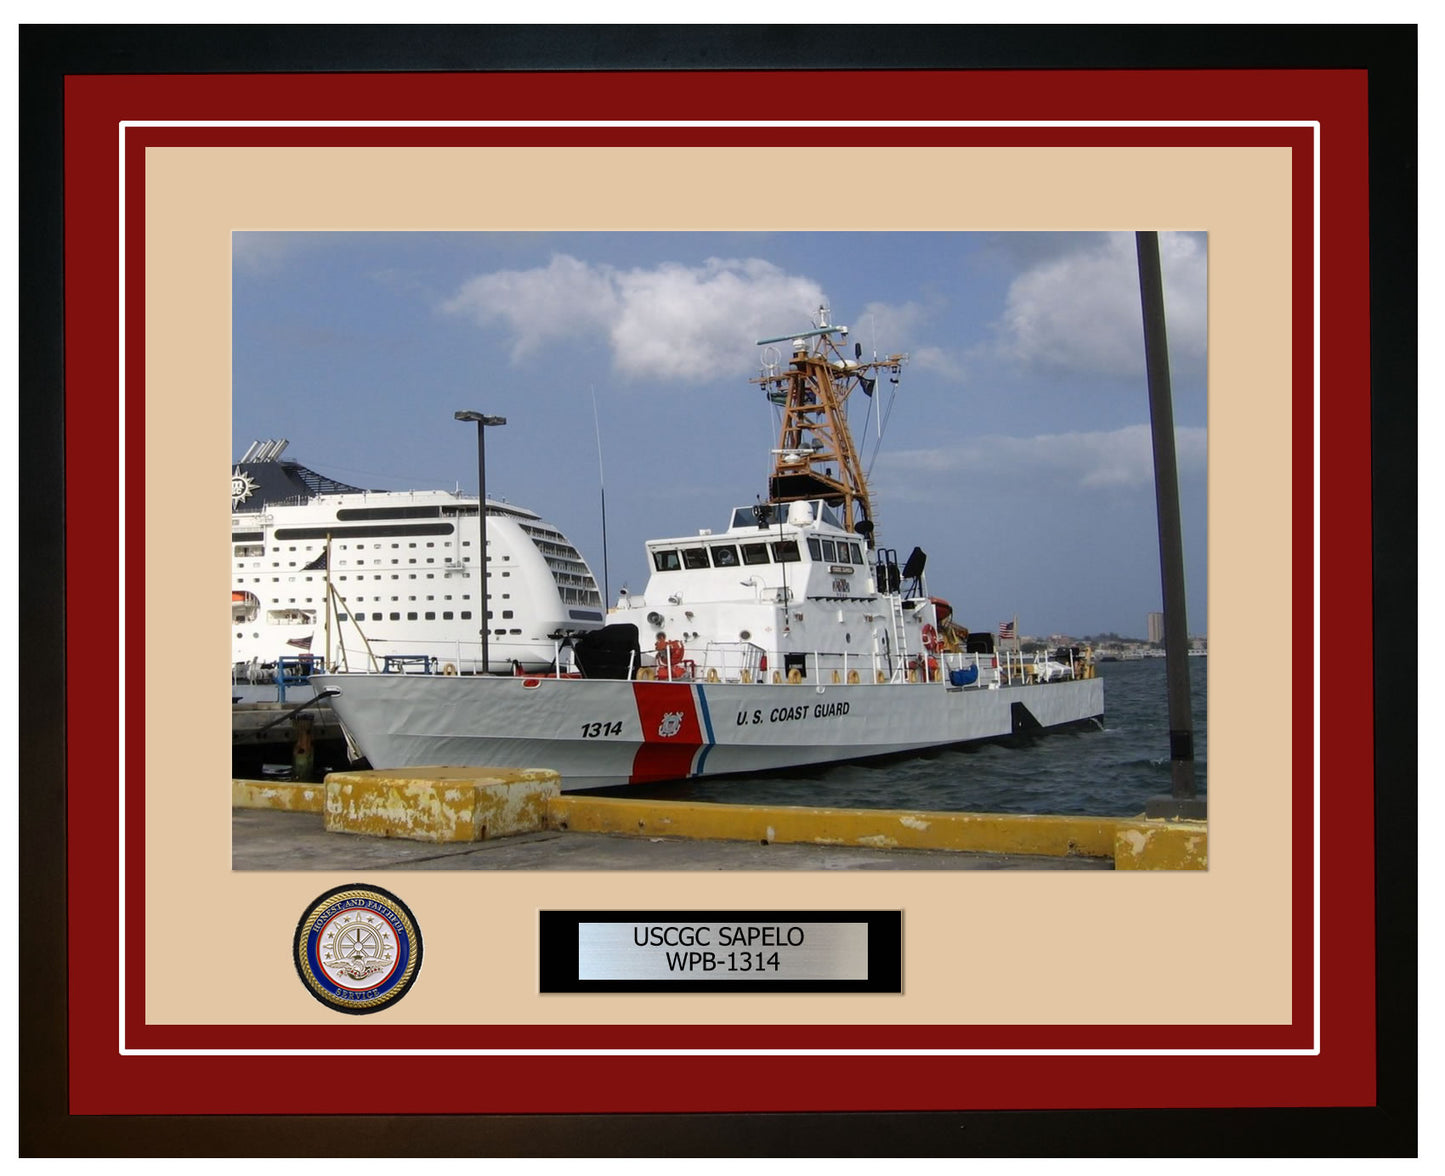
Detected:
[{"left": 232, "top": 768, "right": 1206, "bottom": 871}]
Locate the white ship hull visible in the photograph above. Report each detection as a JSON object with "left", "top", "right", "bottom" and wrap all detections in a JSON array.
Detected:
[{"left": 316, "top": 671, "right": 1104, "bottom": 791}]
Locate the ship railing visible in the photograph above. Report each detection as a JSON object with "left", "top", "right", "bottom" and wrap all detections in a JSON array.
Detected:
[
  {"left": 273, "top": 654, "right": 325, "bottom": 702},
  {"left": 988, "top": 648, "right": 1090, "bottom": 686},
  {"left": 660, "top": 641, "right": 765, "bottom": 684},
  {"left": 381, "top": 654, "right": 436, "bottom": 675}
]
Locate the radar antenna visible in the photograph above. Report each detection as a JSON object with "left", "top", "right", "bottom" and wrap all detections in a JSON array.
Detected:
[{"left": 751, "top": 311, "right": 907, "bottom": 542}]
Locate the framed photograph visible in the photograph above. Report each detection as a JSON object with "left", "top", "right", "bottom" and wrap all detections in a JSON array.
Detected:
[{"left": 19, "top": 24, "right": 1415, "bottom": 1156}]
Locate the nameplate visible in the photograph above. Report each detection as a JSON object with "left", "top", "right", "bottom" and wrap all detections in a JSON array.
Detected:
[{"left": 539, "top": 910, "right": 901, "bottom": 993}]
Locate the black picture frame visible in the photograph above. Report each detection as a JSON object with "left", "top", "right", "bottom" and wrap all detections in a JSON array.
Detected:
[{"left": 19, "top": 23, "right": 1417, "bottom": 1157}]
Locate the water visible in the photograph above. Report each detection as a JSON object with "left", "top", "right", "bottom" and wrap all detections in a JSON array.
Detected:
[{"left": 581, "top": 658, "right": 1207, "bottom": 817}]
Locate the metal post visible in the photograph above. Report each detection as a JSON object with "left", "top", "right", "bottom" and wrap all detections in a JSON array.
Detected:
[
  {"left": 1135, "top": 232, "right": 1204, "bottom": 819},
  {"left": 455, "top": 411, "right": 507, "bottom": 674}
]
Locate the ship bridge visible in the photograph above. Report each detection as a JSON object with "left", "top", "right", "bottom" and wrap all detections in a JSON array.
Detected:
[{"left": 640, "top": 498, "right": 873, "bottom": 606}]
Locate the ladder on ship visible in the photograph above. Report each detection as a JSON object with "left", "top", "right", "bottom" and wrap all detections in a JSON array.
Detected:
[{"left": 876, "top": 548, "right": 909, "bottom": 681}]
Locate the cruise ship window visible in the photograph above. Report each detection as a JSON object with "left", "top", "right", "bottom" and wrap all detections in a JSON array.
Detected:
[
  {"left": 509, "top": 628, "right": 522, "bottom": 635},
  {"left": 502, "top": 610, "right": 514, "bottom": 619},
  {"left": 682, "top": 547, "right": 710, "bottom": 570},
  {"left": 407, "top": 613, "right": 417, "bottom": 620},
  {"left": 741, "top": 543, "right": 770, "bottom": 566},
  {"left": 443, "top": 611, "right": 454, "bottom": 620},
  {"left": 390, "top": 612, "right": 400, "bottom": 621},
  {"left": 460, "top": 611, "right": 472, "bottom": 620},
  {"left": 372, "top": 613, "right": 383, "bottom": 621},
  {"left": 425, "top": 612, "right": 435, "bottom": 620}
]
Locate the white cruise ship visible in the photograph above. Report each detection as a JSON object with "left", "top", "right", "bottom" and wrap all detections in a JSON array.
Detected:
[{"left": 231, "top": 440, "right": 605, "bottom": 679}]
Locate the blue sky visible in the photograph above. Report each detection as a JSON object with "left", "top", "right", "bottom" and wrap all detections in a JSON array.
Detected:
[{"left": 233, "top": 231, "right": 1207, "bottom": 639}]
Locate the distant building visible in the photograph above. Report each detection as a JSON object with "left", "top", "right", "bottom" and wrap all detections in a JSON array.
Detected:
[{"left": 1146, "top": 611, "right": 1165, "bottom": 644}]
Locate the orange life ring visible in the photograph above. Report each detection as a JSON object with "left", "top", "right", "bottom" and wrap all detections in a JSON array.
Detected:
[{"left": 921, "top": 623, "right": 940, "bottom": 653}]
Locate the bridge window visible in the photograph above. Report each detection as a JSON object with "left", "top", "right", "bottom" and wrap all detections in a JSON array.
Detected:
[
  {"left": 652, "top": 549, "right": 681, "bottom": 572},
  {"left": 711, "top": 544, "right": 739, "bottom": 567},
  {"left": 741, "top": 543, "right": 770, "bottom": 566},
  {"left": 682, "top": 547, "right": 710, "bottom": 570}
]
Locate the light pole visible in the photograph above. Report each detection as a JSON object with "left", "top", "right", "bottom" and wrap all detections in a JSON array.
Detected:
[{"left": 454, "top": 411, "right": 506, "bottom": 673}]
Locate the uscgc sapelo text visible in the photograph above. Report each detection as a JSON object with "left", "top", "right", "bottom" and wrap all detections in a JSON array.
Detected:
[{"left": 632, "top": 924, "right": 806, "bottom": 947}]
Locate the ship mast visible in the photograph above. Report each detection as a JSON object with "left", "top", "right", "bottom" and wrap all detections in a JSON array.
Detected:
[{"left": 753, "top": 305, "right": 906, "bottom": 543}]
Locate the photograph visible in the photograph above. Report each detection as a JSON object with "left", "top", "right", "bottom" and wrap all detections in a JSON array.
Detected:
[{"left": 229, "top": 229, "right": 1209, "bottom": 869}]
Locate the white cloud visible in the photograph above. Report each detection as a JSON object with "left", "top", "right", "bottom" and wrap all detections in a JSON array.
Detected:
[
  {"left": 442, "top": 254, "right": 827, "bottom": 380},
  {"left": 989, "top": 232, "right": 1207, "bottom": 377},
  {"left": 855, "top": 299, "right": 966, "bottom": 383},
  {"left": 877, "top": 423, "right": 1207, "bottom": 496},
  {"left": 232, "top": 231, "right": 313, "bottom": 275}
]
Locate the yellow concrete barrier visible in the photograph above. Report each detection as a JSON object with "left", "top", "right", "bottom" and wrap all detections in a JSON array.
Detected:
[
  {"left": 232, "top": 779, "right": 326, "bottom": 813},
  {"left": 546, "top": 795, "right": 1207, "bottom": 869},
  {"left": 1113, "top": 820, "right": 1209, "bottom": 870},
  {"left": 324, "top": 766, "right": 560, "bottom": 843}
]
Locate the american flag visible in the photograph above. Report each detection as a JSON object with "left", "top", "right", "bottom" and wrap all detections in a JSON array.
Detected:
[
  {"left": 998, "top": 620, "right": 1016, "bottom": 639},
  {"left": 286, "top": 634, "right": 314, "bottom": 650}
]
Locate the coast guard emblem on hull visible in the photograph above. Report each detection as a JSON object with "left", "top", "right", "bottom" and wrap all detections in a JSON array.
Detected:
[
  {"left": 658, "top": 711, "right": 685, "bottom": 738},
  {"left": 293, "top": 884, "right": 422, "bottom": 1015},
  {"left": 231, "top": 466, "right": 257, "bottom": 509}
]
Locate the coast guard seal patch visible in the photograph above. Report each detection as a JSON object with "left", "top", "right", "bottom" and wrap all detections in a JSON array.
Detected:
[{"left": 293, "top": 884, "right": 422, "bottom": 1015}]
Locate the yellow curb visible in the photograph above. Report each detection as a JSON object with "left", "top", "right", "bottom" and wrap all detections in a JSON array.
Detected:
[
  {"left": 323, "top": 766, "right": 560, "bottom": 843},
  {"left": 232, "top": 779, "right": 326, "bottom": 813},
  {"left": 546, "top": 795, "right": 1207, "bottom": 869},
  {"left": 1113, "top": 820, "right": 1209, "bottom": 870}
]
